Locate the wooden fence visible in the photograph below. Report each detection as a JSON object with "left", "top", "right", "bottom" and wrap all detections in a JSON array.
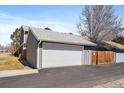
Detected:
[{"left": 92, "top": 51, "right": 114, "bottom": 64}]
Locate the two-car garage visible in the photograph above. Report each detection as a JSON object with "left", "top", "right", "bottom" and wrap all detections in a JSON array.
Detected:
[{"left": 42, "top": 43, "right": 83, "bottom": 68}]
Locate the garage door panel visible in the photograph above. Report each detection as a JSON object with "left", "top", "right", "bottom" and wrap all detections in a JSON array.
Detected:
[
  {"left": 42, "top": 43, "right": 83, "bottom": 68},
  {"left": 116, "top": 53, "right": 124, "bottom": 63}
]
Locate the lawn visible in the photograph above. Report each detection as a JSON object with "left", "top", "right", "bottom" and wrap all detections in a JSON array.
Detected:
[{"left": 0, "top": 53, "right": 25, "bottom": 70}]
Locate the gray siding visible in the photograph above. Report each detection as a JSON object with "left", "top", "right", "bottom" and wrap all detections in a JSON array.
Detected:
[{"left": 27, "top": 31, "right": 38, "bottom": 68}]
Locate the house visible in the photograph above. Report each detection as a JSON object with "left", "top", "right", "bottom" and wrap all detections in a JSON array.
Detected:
[{"left": 26, "top": 26, "right": 96, "bottom": 69}]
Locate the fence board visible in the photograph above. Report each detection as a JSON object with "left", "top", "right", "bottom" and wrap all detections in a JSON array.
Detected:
[{"left": 92, "top": 51, "right": 114, "bottom": 64}]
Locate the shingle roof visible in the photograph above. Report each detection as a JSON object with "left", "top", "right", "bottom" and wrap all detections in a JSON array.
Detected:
[
  {"left": 28, "top": 26, "right": 96, "bottom": 46},
  {"left": 102, "top": 41, "right": 124, "bottom": 49}
]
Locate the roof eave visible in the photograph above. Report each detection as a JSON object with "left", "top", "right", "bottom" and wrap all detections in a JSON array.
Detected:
[{"left": 39, "top": 40, "right": 97, "bottom": 46}]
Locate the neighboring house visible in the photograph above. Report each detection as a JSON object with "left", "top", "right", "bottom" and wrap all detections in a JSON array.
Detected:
[
  {"left": 26, "top": 26, "right": 96, "bottom": 69},
  {"left": 14, "top": 25, "right": 29, "bottom": 59},
  {"left": 101, "top": 41, "right": 124, "bottom": 63}
]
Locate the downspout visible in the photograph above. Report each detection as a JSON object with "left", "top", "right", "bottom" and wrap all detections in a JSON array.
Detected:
[{"left": 37, "top": 40, "right": 42, "bottom": 69}]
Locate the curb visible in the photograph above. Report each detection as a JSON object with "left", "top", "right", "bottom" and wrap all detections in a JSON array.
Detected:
[{"left": 0, "top": 69, "right": 39, "bottom": 78}]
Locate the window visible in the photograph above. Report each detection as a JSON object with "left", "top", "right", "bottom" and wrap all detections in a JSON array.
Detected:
[
  {"left": 23, "top": 43, "right": 27, "bottom": 48},
  {"left": 25, "top": 31, "right": 28, "bottom": 34}
]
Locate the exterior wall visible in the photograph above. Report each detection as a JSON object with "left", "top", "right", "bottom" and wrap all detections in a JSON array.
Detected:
[
  {"left": 23, "top": 31, "right": 28, "bottom": 50},
  {"left": 23, "top": 32, "right": 28, "bottom": 44},
  {"left": 20, "top": 27, "right": 28, "bottom": 50},
  {"left": 41, "top": 42, "right": 83, "bottom": 68},
  {"left": 22, "top": 50, "right": 27, "bottom": 59},
  {"left": 19, "top": 27, "right": 29, "bottom": 59},
  {"left": 82, "top": 50, "right": 92, "bottom": 65},
  {"left": 27, "top": 31, "right": 38, "bottom": 68},
  {"left": 116, "top": 52, "right": 124, "bottom": 63}
]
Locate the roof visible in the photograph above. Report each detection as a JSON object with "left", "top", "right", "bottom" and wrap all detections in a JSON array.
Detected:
[
  {"left": 21, "top": 25, "right": 30, "bottom": 31},
  {"left": 28, "top": 26, "right": 96, "bottom": 46},
  {"left": 102, "top": 41, "right": 124, "bottom": 49}
]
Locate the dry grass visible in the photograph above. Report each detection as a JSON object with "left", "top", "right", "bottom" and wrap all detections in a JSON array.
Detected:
[{"left": 0, "top": 53, "right": 25, "bottom": 71}]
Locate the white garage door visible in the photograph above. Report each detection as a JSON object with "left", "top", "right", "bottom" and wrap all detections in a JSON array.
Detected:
[{"left": 42, "top": 42, "right": 83, "bottom": 68}]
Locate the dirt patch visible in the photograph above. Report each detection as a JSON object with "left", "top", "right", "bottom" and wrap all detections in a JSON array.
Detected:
[{"left": 0, "top": 53, "right": 25, "bottom": 71}]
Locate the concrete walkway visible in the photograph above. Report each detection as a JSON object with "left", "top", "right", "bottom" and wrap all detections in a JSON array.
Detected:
[
  {"left": 93, "top": 78, "right": 124, "bottom": 88},
  {"left": 0, "top": 68, "right": 38, "bottom": 78}
]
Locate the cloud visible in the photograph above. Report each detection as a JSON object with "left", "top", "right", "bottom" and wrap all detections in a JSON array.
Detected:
[{"left": 0, "top": 12, "right": 78, "bottom": 45}]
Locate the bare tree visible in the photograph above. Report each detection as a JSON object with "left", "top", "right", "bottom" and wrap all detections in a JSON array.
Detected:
[
  {"left": 0, "top": 44, "right": 4, "bottom": 50},
  {"left": 6, "top": 43, "right": 14, "bottom": 54},
  {"left": 77, "top": 5, "right": 124, "bottom": 42}
]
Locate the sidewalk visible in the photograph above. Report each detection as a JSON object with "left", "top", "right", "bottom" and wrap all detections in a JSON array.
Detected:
[
  {"left": 0, "top": 68, "right": 38, "bottom": 78},
  {"left": 93, "top": 78, "right": 124, "bottom": 88}
]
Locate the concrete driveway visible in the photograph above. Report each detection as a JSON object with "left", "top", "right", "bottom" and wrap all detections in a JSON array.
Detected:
[{"left": 0, "top": 63, "right": 124, "bottom": 88}]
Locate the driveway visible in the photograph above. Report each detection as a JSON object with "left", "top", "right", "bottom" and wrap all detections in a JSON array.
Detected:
[{"left": 0, "top": 63, "right": 124, "bottom": 87}]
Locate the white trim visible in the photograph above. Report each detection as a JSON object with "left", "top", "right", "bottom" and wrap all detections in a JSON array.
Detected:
[
  {"left": 81, "top": 46, "right": 84, "bottom": 65},
  {"left": 114, "top": 52, "right": 116, "bottom": 63},
  {"left": 37, "top": 40, "right": 41, "bottom": 69}
]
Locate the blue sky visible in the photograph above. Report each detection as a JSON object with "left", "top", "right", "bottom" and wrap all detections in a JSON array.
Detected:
[{"left": 0, "top": 5, "right": 124, "bottom": 45}]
